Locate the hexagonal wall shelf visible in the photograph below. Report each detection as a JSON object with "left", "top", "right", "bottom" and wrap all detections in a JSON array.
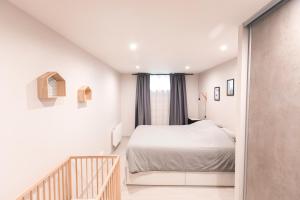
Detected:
[
  {"left": 78, "top": 86, "right": 92, "bottom": 103},
  {"left": 37, "top": 72, "right": 66, "bottom": 99}
]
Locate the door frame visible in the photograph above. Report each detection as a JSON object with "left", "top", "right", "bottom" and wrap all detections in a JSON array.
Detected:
[{"left": 236, "top": 1, "right": 286, "bottom": 200}]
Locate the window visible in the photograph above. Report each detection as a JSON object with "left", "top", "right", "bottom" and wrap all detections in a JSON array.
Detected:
[
  {"left": 150, "top": 75, "right": 170, "bottom": 91},
  {"left": 150, "top": 75, "right": 170, "bottom": 125}
]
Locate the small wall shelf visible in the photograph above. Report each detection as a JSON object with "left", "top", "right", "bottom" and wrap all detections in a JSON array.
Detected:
[
  {"left": 37, "top": 72, "right": 66, "bottom": 99},
  {"left": 78, "top": 86, "right": 92, "bottom": 103}
]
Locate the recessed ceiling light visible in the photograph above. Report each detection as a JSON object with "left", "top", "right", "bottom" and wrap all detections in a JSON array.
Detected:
[
  {"left": 129, "top": 43, "right": 138, "bottom": 51},
  {"left": 185, "top": 66, "right": 190, "bottom": 70},
  {"left": 220, "top": 45, "right": 228, "bottom": 51},
  {"left": 136, "top": 65, "right": 140, "bottom": 69}
]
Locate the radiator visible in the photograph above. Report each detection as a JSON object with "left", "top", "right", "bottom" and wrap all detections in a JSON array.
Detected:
[
  {"left": 112, "top": 123, "right": 122, "bottom": 147},
  {"left": 17, "top": 155, "right": 121, "bottom": 200}
]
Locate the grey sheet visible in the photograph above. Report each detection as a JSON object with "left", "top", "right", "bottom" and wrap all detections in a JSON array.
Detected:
[{"left": 126, "top": 120, "right": 235, "bottom": 173}]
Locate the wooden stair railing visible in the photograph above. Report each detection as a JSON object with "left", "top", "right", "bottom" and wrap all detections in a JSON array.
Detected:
[{"left": 17, "top": 155, "right": 121, "bottom": 200}]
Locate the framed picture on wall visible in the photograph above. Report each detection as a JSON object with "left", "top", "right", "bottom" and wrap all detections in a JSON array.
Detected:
[
  {"left": 214, "top": 87, "right": 220, "bottom": 101},
  {"left": 227, "top": 79, "right": 234, "bottom": 96}
]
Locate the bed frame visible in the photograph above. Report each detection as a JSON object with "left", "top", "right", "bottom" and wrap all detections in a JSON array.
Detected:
[
  {"left": 125, "top": 166, "right": 235, "bottom": 186},
  {"left": 125, "top": 122, "right": 235, "bottom": 187}
]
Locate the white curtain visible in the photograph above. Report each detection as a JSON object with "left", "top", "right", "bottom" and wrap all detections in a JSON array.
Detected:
[{"left": 150, "top": 75, "right": 170, "bottom": 125}]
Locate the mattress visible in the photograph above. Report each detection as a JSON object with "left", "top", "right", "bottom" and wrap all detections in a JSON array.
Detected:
[{"left": 126, "top": 120, "right": 235, "bottom": 173}]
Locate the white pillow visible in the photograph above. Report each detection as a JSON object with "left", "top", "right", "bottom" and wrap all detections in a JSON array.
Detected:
[
  {"left": 221, "top": 128, "right": 236, "bottom": 142},
  {"left": 189, "top": 120, "right": 220, "bottom": 132}
]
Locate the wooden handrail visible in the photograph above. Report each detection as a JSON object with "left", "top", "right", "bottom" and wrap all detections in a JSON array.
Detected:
[
  {"left": 16, "top": 155, "right": 120, "bottom": 200},
  {"left": 16, "top": 157, "right": 70, "bottom": 200}
]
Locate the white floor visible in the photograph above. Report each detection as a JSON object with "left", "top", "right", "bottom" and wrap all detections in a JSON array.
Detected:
[{"left": 113, "top": 137, "right": 234, "bottom": 200}]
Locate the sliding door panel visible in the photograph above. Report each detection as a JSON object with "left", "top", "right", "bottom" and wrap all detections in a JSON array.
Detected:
[{"left": 246, "top": 1, "right": 300, "bottom": 200}]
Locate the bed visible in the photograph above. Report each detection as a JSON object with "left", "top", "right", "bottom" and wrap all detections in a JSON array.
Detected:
[{"left": 125, "top": 120, "right": 235, "bottom": 186}]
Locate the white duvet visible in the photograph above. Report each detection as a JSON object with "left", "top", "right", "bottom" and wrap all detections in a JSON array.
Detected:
[{"left": 126, "top": 120, "right": 235, "bottom": 173}]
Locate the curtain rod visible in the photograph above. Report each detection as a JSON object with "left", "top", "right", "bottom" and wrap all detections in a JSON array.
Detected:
[{"left": 132, "top": 73, "right": 194, "bottom": 75}]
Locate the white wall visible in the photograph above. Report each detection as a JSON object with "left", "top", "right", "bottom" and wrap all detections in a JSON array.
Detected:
[
  {"left": 120, "top": 74, "right": 200, "bottom": 136},
  {"left": 120, "top": 74, "right": 137, "bottom": 136},
  {"left": 235, "top": 26, "right": 249, "bottom": 200},
  {"left": 0, "top": 2, "right": 120, "bottom": 200},
  {"left": 186, "top": 74, "right": 200, "bottom": 119},
  {"left": 198, "top": 58, "right": 238, "bottom": 132}
]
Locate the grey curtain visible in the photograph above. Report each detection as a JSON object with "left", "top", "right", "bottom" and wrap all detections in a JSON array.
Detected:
[
  {"left": 135, "top": 73, "right": 151, "bottom": 127},
  {"left": 169, "top": 74, "right": 188, "bottom": 125}
]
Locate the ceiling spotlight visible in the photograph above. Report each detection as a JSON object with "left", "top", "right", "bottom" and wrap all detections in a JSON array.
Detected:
[
  {"left": 220, "top": 45, "right": 228, "bottom": 51},
  {"left": 185, "top": 66, "right": 190, "bottom": 70},
  {"left": 129, "top": 43, "right": 138, "bottom": 51},
  {"left": 136, "top": 65, "right": 140, "bottom": 69}
]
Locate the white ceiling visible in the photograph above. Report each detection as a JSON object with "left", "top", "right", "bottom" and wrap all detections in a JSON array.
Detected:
[{"left": 9, "top": 0, "right": 271, "bottom": 73}]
